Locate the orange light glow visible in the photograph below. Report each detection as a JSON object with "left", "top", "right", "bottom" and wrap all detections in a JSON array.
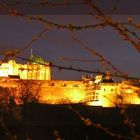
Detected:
[
  {"left": 40, "top": 90, "right": 87, "bottom": 104},
  {"left": 86, "top": 100, "right": 102, "bottom": 106},
  {"left": 66, "top": 90, "right": 85, "bottom": 103}
]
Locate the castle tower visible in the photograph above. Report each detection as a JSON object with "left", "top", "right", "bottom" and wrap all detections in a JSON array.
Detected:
[{"left": 0, "top": 50, "right": 51, "bottom": 80}]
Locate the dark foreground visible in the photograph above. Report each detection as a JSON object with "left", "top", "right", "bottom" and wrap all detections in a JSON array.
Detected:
[{"left": 1, "top": 104, "right": 140, "bottom": 140}]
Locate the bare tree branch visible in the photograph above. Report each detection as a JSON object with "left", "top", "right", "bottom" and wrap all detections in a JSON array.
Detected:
[
  {"left": 85, "top": 0, "right": 140, "bottom": 53},
  {"left": 68, "top": 30, "right": 127, "bottom": 76}
]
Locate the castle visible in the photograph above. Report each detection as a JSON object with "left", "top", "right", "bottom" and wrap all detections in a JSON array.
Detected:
[{"left": 0, "top": 53, "right": 140, "bottom": 107}]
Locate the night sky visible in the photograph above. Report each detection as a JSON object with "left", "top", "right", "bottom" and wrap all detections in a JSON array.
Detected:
[{"left": 0, "top": 1, "right": 140, "bottom": 81}]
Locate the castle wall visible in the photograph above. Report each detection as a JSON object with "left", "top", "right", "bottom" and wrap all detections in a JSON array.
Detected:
[
  {"left": 39, "top": 80, "right": 93, "bottom": 104},
  {"left": 95, "top": 83, "right": 140, "bottom": 107},
  {"left": 0, "top": 78, "right": 94, "bottom": 104},
  {"left": 0, "top": 78, "right": 140, "bottom": 107},
  {"left": 94, "top": 83, "right": 120, "bottom": 107}
]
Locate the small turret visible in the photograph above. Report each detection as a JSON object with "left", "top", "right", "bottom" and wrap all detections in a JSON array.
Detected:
[
  {"left": 102, "top": 71, "right": 114, "bottom": 83},
  {"left": 94, "top": 71, "right": 114, "bottom": 84}
]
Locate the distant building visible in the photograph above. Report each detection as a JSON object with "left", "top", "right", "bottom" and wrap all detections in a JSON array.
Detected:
[
  {"left": 0, "top": 58, "right": 51, "bottom": 80},
  {"left": 0, "top": 53, "right": 140, "bottom": 107}
]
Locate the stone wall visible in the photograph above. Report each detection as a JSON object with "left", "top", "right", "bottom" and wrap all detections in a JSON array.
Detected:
[{"left": 0, "top": 78, "right": 140, "bottom": 107}]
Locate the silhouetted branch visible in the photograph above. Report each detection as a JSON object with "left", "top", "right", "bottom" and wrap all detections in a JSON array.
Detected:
[
  {"left": 4, "top": 1, "right": 86, "bottom": 7},
  {"left": 69, "top": 30, "right": 127, "bottom": 76},
  {"left": 15, "top": 56, "right": 139, "bottom": 80},
  {"left": 85, "top": 0, "right": 140, "bottom": 53},
  {"left": 60, "top": 56, "right": 100, "bottom": 63},
  {"left": 68, "top": 105, "right": 135, "bottom": 140}
]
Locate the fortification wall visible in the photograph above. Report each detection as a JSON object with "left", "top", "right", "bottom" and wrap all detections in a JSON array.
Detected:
[
  {"left": 0, "top": 78, "right": 94, "bottom": 104},
  {"left": 0, "top": 78, "right": 140, "bottom": 107},
  {"left": 96, "top": 83, "right": 140, "bottom": 107}
]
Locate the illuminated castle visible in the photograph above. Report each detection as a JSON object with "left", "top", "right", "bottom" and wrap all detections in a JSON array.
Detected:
[
  {"left": 0, "top": 51, "right": 51, "bottom": 80},
  {"left": 0, "top": 53, "right": 140, "bottom": 107}
]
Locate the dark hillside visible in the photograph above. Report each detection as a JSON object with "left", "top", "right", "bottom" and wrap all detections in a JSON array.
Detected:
[{"left": 1, "top": 104, "right": 140, "bottom": 140}]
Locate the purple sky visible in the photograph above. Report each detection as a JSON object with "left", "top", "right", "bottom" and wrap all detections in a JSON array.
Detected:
[{"left": 0, "top": 15, "right": 140, "bottom": 80}]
